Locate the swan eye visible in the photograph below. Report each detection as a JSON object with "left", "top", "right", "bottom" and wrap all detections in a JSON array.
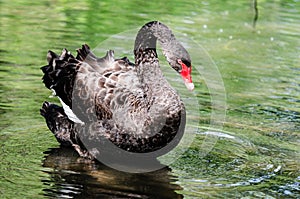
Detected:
[
  {"left": 181, "top": 59, "right": 191, "bottom": 68},
  {"left": 177, "top": 59, "right": 191, "bottom": 71}
]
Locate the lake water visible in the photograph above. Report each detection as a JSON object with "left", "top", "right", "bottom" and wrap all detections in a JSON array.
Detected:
[{"left": 0, "top": 0, "right": 299, "bottom": 198}]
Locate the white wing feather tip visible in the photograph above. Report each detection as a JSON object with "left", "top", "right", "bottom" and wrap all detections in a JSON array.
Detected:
[{"left": 58, "top": 97, "right": 85, "bottom": 125}]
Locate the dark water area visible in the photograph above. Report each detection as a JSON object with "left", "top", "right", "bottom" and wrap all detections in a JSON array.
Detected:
[
  {"left": 0, "top": 0, "right": 299, "bottom": 198},
  {"left": 42, "top": 147, "right": 183, "bottom": 199}
]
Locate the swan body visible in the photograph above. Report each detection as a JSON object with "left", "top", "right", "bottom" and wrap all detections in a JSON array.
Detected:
[{"left": 40, "top": 21, "right": 193, "bottom": 160}]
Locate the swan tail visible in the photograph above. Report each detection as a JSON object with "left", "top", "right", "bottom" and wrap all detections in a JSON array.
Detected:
[
  {"left": 41, "top": 48, "right": 78, "bottom": 108},
  {"left": 41, "top": 45, "right": 116, "bottom": 123},
  {"left": 40, "top": 101, "right": 74, "bottom": 147},
  {"left": 40, "top": 101, "right": 94, "bottom": 159}
]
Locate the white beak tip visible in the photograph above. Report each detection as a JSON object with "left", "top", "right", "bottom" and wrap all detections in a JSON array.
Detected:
[{"left": 185, "top": 82, "right": 194, "bottom": 91}]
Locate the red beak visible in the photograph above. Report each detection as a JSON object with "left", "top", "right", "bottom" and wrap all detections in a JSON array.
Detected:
[{"left": 178, "top": 60, "right": 194, "bottom": 91}]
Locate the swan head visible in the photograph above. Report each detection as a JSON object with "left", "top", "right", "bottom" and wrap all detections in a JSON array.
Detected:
[{"left": 163, "top": 44, "right": 194, "bottom": 91}]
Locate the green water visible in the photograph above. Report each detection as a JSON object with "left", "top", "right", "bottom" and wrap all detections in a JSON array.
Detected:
[{"left": 0, "top": 0, "right": 299, "bottom": 198}]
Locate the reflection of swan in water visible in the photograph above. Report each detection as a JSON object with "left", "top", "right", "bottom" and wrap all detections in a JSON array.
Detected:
[{"left": 42, "top": 147, "right": 183, "bottom": 199}]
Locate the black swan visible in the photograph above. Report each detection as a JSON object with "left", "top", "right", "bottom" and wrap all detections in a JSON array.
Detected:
[{"left": 40, "top": 21, "right": 194, "bottom": 161}]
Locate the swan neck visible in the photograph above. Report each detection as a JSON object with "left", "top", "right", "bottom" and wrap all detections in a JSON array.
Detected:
[{"left": 134, "top": 21, "right": 174, "bottom": 65}]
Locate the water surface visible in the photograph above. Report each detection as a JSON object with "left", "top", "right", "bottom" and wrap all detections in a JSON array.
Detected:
[{"left": 0, "top": 0, "right": 299, "bottom": 198}]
